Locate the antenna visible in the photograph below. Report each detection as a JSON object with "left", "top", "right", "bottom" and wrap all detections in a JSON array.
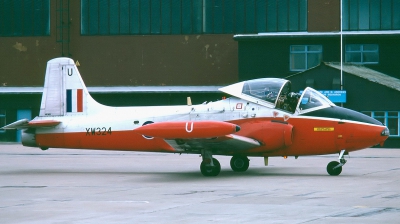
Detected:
[{"left": 340, "top": 0, "right": 343, "bottom": 107}]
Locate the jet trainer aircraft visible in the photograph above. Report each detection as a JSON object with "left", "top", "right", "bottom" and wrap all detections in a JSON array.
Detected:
[{"left": 2, "top": 58, "right": 389, "bottom": 176}]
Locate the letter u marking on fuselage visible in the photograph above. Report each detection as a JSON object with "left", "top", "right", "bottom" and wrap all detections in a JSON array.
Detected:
[{"left": 186, "top": 122, "right": 194, "bottom": 133}]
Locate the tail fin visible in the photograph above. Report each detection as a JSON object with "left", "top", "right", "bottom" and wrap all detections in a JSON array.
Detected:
[{"left": 39, "top": 57, "right": 100, "bottom": 117}]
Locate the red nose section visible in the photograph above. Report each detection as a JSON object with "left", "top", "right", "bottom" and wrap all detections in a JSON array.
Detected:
[
  {"left": 133, "top": 121, "right": 240, "bottom": 139},
  {"left": 338, "top": 124, "right": 390, "bottom": 151}
]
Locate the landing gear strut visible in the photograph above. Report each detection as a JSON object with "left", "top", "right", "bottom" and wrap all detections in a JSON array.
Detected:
[
  {"left": 327, "top": 149, "right": 347, "bottom": 176},
  {"left": 200, "top": 149, "right": 221, "bottom": 176},
  {"left": 230, "top": 156, "right": 250, "bottom": 172}
]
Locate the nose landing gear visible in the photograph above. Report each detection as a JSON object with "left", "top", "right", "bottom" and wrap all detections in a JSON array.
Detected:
[{"left": 327, "top": 149, "right": 347, "bottom": 176}]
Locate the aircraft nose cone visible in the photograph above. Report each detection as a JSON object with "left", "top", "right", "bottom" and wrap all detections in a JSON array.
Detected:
[
  {"left": 381, "top": 127, "right": 390, "bottom": 136},
  {"left": 377, "top": 127, "right": 390, "bottom": 147}
]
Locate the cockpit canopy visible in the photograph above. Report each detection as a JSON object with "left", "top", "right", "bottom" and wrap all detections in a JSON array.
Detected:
[
  {"left": 242, "top": 79, "right": 288, "bottom": 104},
  {"left": 219, "top": 78, "right": 334, "bottom": 113}
]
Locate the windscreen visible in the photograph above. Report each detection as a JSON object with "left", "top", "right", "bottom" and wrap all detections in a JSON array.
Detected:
[{"left": 298, "top": 88, "right": 333, "bottom": 112}]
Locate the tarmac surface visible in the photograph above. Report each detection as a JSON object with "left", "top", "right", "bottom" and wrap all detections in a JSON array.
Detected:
[{"left": 0, "top": 143, "right": 399, "bottom": 224}]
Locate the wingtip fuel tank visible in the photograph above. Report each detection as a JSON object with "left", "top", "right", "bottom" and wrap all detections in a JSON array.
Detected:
[{"left": 133, "top": 121, "right": 240, "bottom": 139}]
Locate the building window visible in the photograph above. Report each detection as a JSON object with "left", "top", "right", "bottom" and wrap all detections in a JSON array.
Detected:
[
  {"left": 290, "top": 45, "right": 322, "bottom": 72},
  {"left": 81, "top": 0, "right": 308, "bottom": 35},
  {"left": 0, "top": 0, "right": 50, "bottom": 37},
  {"left": 0, "top": 110, "right": 5, "bottom": 134},
  {"left": 345, "top": 44, "right": 379, "bottom": 64},
  {"left": 342, "top": 0, "right": 400, "bottom": 31},
  {"left": 363, "top": 111, "right": 399, "bottom": 137}
]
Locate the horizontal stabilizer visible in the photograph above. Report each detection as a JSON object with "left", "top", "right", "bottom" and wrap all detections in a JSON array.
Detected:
[
  {"left": 1, "top": 119, "right": 30, "bottom": 129},
  {"left": 133, "top": 121, "right": 240, "bottom": 139},
  {"left": 28, "top": 120, "right": 61, "bottom": 128},
  {"left": 1, "top": 119, "right": 61, "bottom": 130}
]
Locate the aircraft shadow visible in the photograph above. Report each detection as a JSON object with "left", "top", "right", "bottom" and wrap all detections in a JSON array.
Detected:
[
  {"left": 143, "top": 167, "right": 333, "bottom": 182},
  {"left": 3, "top": 167, "right": 341, "bottom": 184}
]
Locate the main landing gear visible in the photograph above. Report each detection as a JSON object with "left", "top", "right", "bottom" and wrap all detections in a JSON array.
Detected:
[
  {"left": 230, "top": 155, "right": 250, "bottom": 172},
  {"left": 326, "top": 149, "right": 347, "bottom": 176},
  {"left": 200, "top": 150, "right": 221, "bottom": 176},
  {"left": 200, "top": 150, "right": 251, "bottom": 176}
]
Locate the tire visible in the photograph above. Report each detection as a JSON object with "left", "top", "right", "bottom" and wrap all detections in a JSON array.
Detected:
[
  {"left": 200, "top": 158, "right": 221, "bottom": 176},
  {"left": 326, "top": 161, "right": 342, "bottom": 176},
  {"left": 230, "top": 156, "right": 250, "bottom": 172}
]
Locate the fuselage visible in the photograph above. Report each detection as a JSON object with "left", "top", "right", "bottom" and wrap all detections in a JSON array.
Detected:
[{"left": 30, "top": 96, "right": 388, "bottom": 157}]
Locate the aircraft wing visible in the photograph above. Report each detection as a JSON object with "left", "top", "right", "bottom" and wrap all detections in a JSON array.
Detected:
[
  {"left": 165, "top": 134, "right": 261, "bottom": 152},
  {"left": 207, "top": 134, "right": 261, "bottom": 150},
  {"left": 1, "top": 119, "right": 61, "bottom": 130}
]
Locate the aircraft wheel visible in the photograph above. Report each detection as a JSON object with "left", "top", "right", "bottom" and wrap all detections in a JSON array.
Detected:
[
  {"left": 200, "top": 158, "right": 221, "bottom": 176},
  {"left": 230, "top": 156, "right": 249, "bottom": 172},
  {"left": 326, "top": 161, "right": 342, "bottom": 176}
]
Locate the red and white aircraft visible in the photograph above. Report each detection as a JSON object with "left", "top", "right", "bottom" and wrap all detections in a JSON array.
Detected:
[{"left": 2, "top": 58, "right": 389, "bottom": 176}]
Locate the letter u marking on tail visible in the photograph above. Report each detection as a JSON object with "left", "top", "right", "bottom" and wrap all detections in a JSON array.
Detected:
[{"left": 186, "top": 122, "right": 194, "bottom": 133}]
